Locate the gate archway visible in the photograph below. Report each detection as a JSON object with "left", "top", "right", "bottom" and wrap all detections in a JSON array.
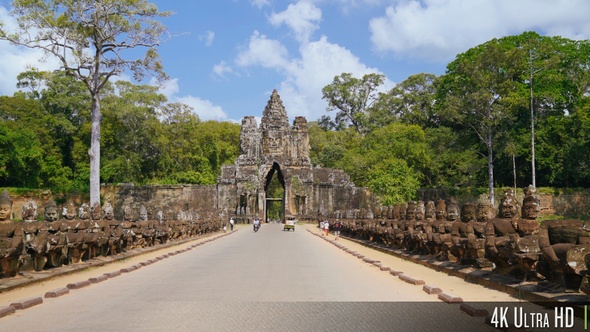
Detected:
[{"left": 264, "top": 162, "right": 285, "bottom": 223}]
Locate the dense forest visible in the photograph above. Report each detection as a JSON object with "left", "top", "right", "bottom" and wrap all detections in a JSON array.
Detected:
[{"left": 1, "top": 32, "right": 589, "bottom": 204}]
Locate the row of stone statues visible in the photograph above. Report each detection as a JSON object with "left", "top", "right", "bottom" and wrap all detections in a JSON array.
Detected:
[
  {"left": 0, "top": 191, "right": 221, "bottom": 278},
  {"left": 329, "top": 186, "right": 590, "bottom": 292}
]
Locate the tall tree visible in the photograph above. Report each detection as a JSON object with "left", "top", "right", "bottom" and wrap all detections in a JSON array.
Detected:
[
  {"left": 0, "top": 0, "right": 170, "bottom": 205},
  {"left": 437, "top": 39, "right": 527, "bottom": 206},
  {"left": 321, "top": 73, "right": 385, "bottom": 135},
  {"left": 371, "top": 73, "right": 439, "bottom": 129}
]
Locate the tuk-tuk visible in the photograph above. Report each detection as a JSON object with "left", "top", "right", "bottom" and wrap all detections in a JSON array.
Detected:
[{"left": 284, "top": 215, "right": 296, "bottom": 231}]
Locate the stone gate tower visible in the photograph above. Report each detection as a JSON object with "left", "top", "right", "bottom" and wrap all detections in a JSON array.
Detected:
[{"left": 218, "top": 89, "right": 373, "bottom": 223}]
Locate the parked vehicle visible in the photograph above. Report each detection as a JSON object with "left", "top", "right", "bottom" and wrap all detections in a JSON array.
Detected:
[{"left": 283, "top": 215, "right": 296, "bottom": 232}]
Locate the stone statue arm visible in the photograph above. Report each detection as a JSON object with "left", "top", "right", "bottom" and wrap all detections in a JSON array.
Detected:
[
  {"left": 538, "top": 225, "right": 560, "bottom": 263},
  {"left": 485, "top": 221, "right": 498, "bottom": 254}
]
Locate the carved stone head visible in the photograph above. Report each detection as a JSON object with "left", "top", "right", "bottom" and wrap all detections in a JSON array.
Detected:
[
  {"left": 103, "top": 202, "right": 114, "bottom": 220},
  {"left": 435, "top": 199, "right": 446, "bottom": 221},
  {"left": 425, "top": 201, "right": 436, "bottom": 220},
  {"left": 139, "top": 205, "right": 148, "bottom": 221},
  {"left": 405, "top": 201, "right": 416, "bottom": 220},
  {"left": 522, "top": 189, "right": 540, "bottom": 220},
  {"left": 90, "top": 202, "right": 102, "bottom": 220},
  {"left": 460, "top": 203, "right": 477, "bottom": 223},
  {"left": 398, "top": 203, "right": 407, "bottom": 220},
  {"left": 415, "top": 201, "right": 425, "bottom": 221},
  {"left": 123, "top": 206, "right": 133, "bottom": 221},
  {"left": 44, "top": 200, "right": 59, "bottom": 222},
  {"left": 499, "top": 190, "right": 519, "bottom": 219},
  {"left": 476, "top": 196, "right": 494, "bottom": 222},
  {"left": 0, "top": 190, "right": 13, "bottom": 222},
  {"left": 63, "top": 201, "right": 77, "bottom": 220},
  {"left": 22, "top": 198, "right": 38, "bottom": 222},
  {"left": 78, "top": 203, "right": 90, "bottom": 220},
  {"left": 391, "top": 204, "right": 400, "bottom": 220},
  {"left": 446, "top": 198, "right": 459, "bottom": 222}
]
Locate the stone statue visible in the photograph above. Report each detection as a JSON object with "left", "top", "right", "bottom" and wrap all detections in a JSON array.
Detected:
[
  {"left": 0, "top": 191, "right": 12, "bottom": 222},
  {"left": 0, "top": 191, "right": 24, "bottom": 277},
  {"left": 43, "top": 199, "right": 67, "bottom": 268},
  {"left": 485, "top": 188, "right": 540, "bottom": 277},
  {"left": 436, "top": 198, "right": 459, "bottom": 260},
  {"left": 78, "top": 203, "right": 90, "bottom": 220},
  {"left": 449, "top": 202, "right": 477, "bottom": 262},
  {"left": 123, "top": 206, "right": 133, "bottom": 222},
  {"left": 90, "top": 202, "right": 102, "bottom": 220},
  {"left": 44, "top": 200, "right": 59, "bottom": 222},
  {"left": 21, "top": 198, "right": 38, "bottom": 222},
  {"left": 476, "top": 195, "right": 494, "bottom": 223},
  {"left": 103, "top": 202, "right": 114, "bottom": 220},
  {"left": 139, "top": 205, "right": 148, "bottom": 221},
  {"left": 63, "top": 201, "right": 77, "bottom": 220},
  {"left": 426, "top": 199, "right": 447, "bottom": 257}
]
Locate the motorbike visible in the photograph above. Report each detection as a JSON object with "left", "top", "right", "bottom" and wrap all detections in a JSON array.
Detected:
[{"left": 253, "top": 222, "right": 260, "bottom": 232}]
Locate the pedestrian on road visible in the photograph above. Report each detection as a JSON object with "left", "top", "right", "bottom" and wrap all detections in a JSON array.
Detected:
[
  {"left": 323, "top": 220, "right": 329, "bottom": 237},
  {"left": 320, "top": 220, "right": 325, "bottom": 236},
  {"left": 333, "top": 220, "right": 341, "bottom": 240},
  {"left": 230, "top": 217, "right": 235, "bottom": 232}
]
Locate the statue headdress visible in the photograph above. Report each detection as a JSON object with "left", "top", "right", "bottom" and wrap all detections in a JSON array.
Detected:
[{"left": 0, "top": 190, "right": 12, "bottom": 207}]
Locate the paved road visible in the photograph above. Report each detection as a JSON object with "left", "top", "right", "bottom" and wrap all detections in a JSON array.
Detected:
[{"left": 0, "top": 223, "right": 529, "bottom": 331}]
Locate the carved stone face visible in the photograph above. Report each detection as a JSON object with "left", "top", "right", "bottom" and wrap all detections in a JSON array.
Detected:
[
  {"left": 123, "top": 206, "right": 132, "bottom": 221},
  {"left": 446, "top": 205, "right": 459, "bottom": 222},
  {"left": 425, "top": 202, "right": 435, "bottom": 220},
  {"left": 0, "top": 204, "right": 11, "bottom": 221},
  {"left": 45, "top": 207, "right": 59, "bottom": 222},
  {"left": 477, "top": 204, "right": 493, "bottom": 222},
  {"left": 460, "top": 204, "right": 476, "bottom": 223},
  {"left": 90, "top": 203, "right": 101, "bottom": 220},
  {"left": 399, "top": 205, "right": 407, "bottom": 220},
  {"left": 22, "top": 199, "right": 38, "bottom": 222},
  {"left": 522, "top": 199, "right": 540, "bottom": 219},
  {"left": 500, "top": 200, "right": 518, "bottom": 219},
  {"left": 65, "top": 204, "right": 77, "bottom": 220},
  {"left": 103, "top": 204, "right": 114, "bottom": 220},
  {"left": 139, "top": 206, "right": 148, "bottom": 221},
  {"left": 415, "top": 209, "right": 424, "bottom": 221},
  {"left": 78, "top": 203, "right": 90, "bottom": 220}
]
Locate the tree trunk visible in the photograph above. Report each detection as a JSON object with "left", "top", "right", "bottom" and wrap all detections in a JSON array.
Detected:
[
  {"left": 513, "top": 153, "right": 517, "bottom": 193},
  {"left": 529, "top": 50, "right": 536, "bottom": 188},
  {"left": 89, "top": 95, "right": 101, "bottom": 206},
  {"left": 487, "top": 134, "right": 495, "bottom": 207}
]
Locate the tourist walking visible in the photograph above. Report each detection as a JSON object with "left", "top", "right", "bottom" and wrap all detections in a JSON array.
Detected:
[
  {"left": 229, "top": 217, "right": 235, "bottom": 232},
  {"left": 323, "top": 220, "right": 329, "bottom": 237},
  {"left": 333, "top": 220, "right": 341, "bottom": 240}
]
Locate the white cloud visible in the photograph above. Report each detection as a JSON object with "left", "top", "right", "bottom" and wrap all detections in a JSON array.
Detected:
[
  {"left": 176, "top": 95, "right": 228, "bottom": 121},
  {"left": 154, "top": 77, "right": 180, "bottom": 97},
  {"left": 199, "top": 30, "right": 215, "bottom": 47},
  {"left": 155, "top": 78, "right": 228, "bottom": 121},
  {"left": 0, "top": 6, "right": 61, "bottom": 96},
  {"left": 369, "top": 0, "right": 590, "bottom": 63},
  {"left": 211, "top": 61, "right": 234, "bottom": 79},
  {"left": 250, "top": 0, "right": 271, "bottom": 8},
  {"left": 235, "top": 31, "right": 292, "bottom": 70},
  {"left": 235, "top": 30, "right": 393, "bottom": 121},
  {"left": 269, "top": 2, "right": 322, "bottom": 43}
]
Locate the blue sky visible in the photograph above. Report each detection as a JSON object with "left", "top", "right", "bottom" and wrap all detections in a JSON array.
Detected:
[{"left": 1, "top": 0, "right": 590, "bottom": 124}]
